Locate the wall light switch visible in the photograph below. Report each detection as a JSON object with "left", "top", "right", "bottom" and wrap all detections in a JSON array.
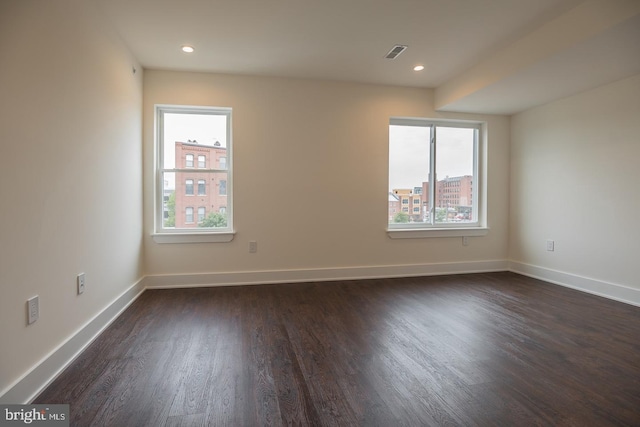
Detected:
[
  {"left": 27, "top": 296, "right": 39, "bottom": 325},
  {"left": 546, "top": 240, "right": 555, "bottom": 251}
]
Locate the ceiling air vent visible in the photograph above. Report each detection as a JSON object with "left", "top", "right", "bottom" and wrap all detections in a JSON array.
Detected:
[{"left": 385, "top": 45, "right": 407, "bottom": 60}]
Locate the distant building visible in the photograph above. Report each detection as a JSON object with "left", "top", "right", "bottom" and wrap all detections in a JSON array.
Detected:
[
  {"left": 173, "top": 141, "right": 228, "bottom": 228},
  {"left": 390, "top": 188, "right": 423, "bottom": 222},
  {"left": 435, "top": 175, "right": 473, "bottom": 220},
  {"left": 391, "top": 175, "right": 474, "bottom": 222}
]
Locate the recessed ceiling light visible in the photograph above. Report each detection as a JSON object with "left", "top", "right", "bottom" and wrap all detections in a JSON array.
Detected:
[
  {"left": 413, "top": 65, "right": 425, "bottom": 71},
  {"left": 181, "top": 45, "right": 195, "bottom": 53}
]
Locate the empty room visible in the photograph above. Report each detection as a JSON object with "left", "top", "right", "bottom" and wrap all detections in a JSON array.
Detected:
[{"left": 1, "top": 0, "right": 639, "bottom": 425}]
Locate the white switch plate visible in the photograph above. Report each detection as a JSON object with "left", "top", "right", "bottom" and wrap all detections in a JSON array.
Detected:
[
  {"left": 27, "top": 296, "right": 39, "bottom": 324},
  {"left": 77, "top": 273, "right": 85, "bottom": 294},
  {"left": 546, "top": 240, "right": 555, "bottom": 251}
]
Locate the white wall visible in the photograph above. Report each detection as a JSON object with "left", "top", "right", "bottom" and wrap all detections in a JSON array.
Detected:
[
  {"left": 510, "top": 74, "right": 640, "bottom": 300},
  {"left": 0, "top": 0, "right": 144, "bottom": 400},
  {"left": 143, "top": 71, "right": 510, "bottom": 281}
]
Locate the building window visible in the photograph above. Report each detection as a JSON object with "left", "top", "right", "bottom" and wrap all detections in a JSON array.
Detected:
[
  {"left": 389, "top": 118, "right": 482, "bottom": 229},
  {"left": 156, "top": 105, "right": 233, "bottom": 236}
]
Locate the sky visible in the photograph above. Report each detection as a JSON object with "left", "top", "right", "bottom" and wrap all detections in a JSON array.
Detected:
[{"left": 389, "top": 125, "right": 474, "bottom": 191}]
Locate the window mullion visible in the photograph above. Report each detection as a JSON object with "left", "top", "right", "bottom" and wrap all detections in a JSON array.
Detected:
[{"left": 429, "top": 125, "right": 436, "bottom": 226}]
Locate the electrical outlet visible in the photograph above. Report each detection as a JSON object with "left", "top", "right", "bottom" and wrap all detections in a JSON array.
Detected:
[
  {"left": 249, "top": 241, "right": 258, "bottom": 253},
  {"left": 462, "top": 236, "right": 469, "bottom": 246},
  {"left": 77, "top": 273, "right": 85, "bottom": 294},
  {"left": 27, "top": 296, "right": 39, "bottom": 325},
  {"left": 546, "top": 240, "right": 555, "bottom": 251}
]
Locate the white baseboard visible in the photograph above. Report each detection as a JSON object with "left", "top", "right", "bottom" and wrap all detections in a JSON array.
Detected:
[
  {"left": 0, "top": 278, "right": 146, "bottom": 404},
  {"left": 509, "top": 261, "right": 640, "bottom": 307},
  {"left": 143, "top": 260, "right": 510, "bottom": 289}
]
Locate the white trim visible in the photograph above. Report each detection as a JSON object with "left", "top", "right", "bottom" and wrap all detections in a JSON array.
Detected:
[
  {"left": 509, "top": 261, "right": 640, "bottom": 307},
  {"left": 0, "top": 279, "right": 146, "bottom": 404},
  {"left": 143, "top": 260, "right": 509, "bottom": 288},
  {"left": 387, "top": 227, "right": 489, "bottom": 239}
]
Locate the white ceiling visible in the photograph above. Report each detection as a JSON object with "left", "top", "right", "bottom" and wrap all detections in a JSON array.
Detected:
[{"left": 95, "top": 0, "right": 640, "bottom": 115}]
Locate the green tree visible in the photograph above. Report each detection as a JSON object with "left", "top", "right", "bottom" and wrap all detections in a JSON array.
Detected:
[
  {"left": 435, "top": 207, "right": 447, "bottom": 222},
  {"left": 199, "top": 212, "right": 227, "bottom": 228},
  {"left": 393, "top": 212, "right": 410, "bottom": 223},
  {"left": 164, "top": 192, "right": 176, "bottom": 227}
]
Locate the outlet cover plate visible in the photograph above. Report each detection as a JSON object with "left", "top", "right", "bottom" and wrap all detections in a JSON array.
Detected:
[{"left": 27, "top": 296, "right": 39, "bottom": 324}]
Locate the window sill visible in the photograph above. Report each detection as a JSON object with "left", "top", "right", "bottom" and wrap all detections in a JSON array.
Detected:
[
  {"left": 152, "top": 231, "right": 235, "bottom": 244},
  {"left": 387, "top": 227, "right": 488, "bottom": 239}
]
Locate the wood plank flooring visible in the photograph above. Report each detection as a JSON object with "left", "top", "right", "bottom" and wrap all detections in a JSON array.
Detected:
[{"left": 35, "top": 272, "right": 640, "bottom": 426}]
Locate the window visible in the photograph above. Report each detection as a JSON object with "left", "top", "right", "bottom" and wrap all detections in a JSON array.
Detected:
[
  {"left": 388, "top": 118, "right": 484, "bottom": 235},
  {"left": 155, "top": 105, "right": 233, "bottom": 242}
]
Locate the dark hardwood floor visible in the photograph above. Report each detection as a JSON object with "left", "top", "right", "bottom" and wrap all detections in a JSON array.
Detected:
[{"left": 35, "top": 272, "right": 640, "bottom": 426}]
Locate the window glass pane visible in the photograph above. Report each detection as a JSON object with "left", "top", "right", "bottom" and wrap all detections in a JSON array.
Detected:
[
  {"left": 435, "top": 126, "right": 475, "bottom": 223},
  {"left": 389, "top": 125, "right": 430, "bottom": 225},
  {"left": 162, "top": 113, "right": 228, "bottom": 169},
  {"left": 157, "top": 106, "right": 232, "bottom": 232},
  {"left": 162, "top": 172, "right": 176, "bottom": 228}
]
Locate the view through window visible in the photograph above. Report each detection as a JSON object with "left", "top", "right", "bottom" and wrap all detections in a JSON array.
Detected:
[
  {"left": 156, "top": 106, "right": 232, "bottom": 233},
  {"left": 389, "top": 119, "right": 480, "bottom": 228}
]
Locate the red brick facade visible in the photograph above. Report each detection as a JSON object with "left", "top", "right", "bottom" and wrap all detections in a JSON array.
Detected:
[{"left": 174, "top": 141, "right": 228, "bottom": 228}]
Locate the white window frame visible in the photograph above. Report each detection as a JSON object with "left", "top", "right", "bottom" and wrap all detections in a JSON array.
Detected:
[
  {"left": 153, "top": 104, "right": 234, "bottom": 243},
  {"left": 387, "top": 117, "right": 488, "bottom": 239}
]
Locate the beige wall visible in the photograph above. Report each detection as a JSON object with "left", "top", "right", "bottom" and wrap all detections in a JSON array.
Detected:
[
  {"left": 510, "top": 73, "right": 640, "bottom": 289},
  {"left": 0, "top": 0, "right": 144, "bottom": 397},
  {"left": 143, "top": 71, "right": 510, "bottom": 276}
]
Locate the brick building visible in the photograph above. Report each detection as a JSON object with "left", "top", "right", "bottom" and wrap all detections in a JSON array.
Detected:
[
  {"left": 390, "top": 175, "right": 474, "bottom": 223},
  {"left": 173, "top": 141, "right": 228, "bottom": 228}
]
